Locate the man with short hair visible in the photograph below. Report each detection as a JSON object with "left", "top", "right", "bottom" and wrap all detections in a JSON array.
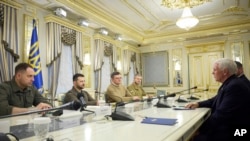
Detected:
[
  {"left": 64, "top": 73, "right": 97, "bottom": 105},
  {"left": 234, "top": 61, "right": 250, "bottom": 85},
  {"left": 127, "top": 74, "right": 147, "bottom": 99},
  {"left": 186, "top": 58, "right": 250, "bottom": 141},
  {"left": 106, "top": 72, "right": 140, "bottom": 102},
  {"left": 0, "top": 63, "right": 52, "bottom": 116}
]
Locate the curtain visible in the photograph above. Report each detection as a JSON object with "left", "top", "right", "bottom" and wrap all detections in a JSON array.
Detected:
[
  {"left": 74, "top": 31, "right": 83, "bottom": 73},
  {"left": 94, "top": 39, "right": 118, "bottom": 97},
  {"left": 46, "top": 23, "right": 62, "bottom": 99},
  {"left": 94, "top": 39, "right": 105, "bottom": 93},
  {"left": 135, "top": 52, "right": 140, "bottom": 74},
  {"left": 46, "top": 23, "right": 83, "bottom": 99},
  {"left": 0, "top": 4, "right": 19, "bottom": 83},
  {"left": 56, "top": 45, "right": 73, "bottom": 94},
  {"left": 123, "top": 50, "right": 133, "bottom": 75}
]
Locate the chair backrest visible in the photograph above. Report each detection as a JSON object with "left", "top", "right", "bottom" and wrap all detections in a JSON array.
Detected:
[
  {"left": 156, "top": 90, "right": 166, "bottom": 97},
  {"left": 57, "top": 93, "right": 66, "bottom": 106},
  {"left": 104, "top": 93, "right": 109, "bottom": 103}
]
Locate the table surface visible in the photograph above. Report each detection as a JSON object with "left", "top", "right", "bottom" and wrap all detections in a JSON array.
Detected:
[{"left": 2, "top": 98, "right": 211, "bottom": 141}]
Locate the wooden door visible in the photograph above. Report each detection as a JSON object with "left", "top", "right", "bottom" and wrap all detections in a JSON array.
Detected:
[{"left": 189, "top": 52, "right": 223, "bottom": 97}]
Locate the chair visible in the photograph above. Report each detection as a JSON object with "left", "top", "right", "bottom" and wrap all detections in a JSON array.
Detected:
[
  {"left": 104, "top": 93, "right": 109, "bottom": 103},
  {"left": 57, "top": 93, "right": 66, "bottom": 106}
]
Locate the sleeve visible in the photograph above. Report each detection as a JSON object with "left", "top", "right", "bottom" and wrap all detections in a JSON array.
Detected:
[
  {"left": 141, "top": 87, "right": 147, "bottom": 96},
  {"left": 106, "top": 86, "right": 122, "bottom": 102},
  {"left": 127, "top": 85, "right": 134, "bottom": 95},
  {"left": 0, "top": 84, "right": 13, "bottom": 116},
  {"left": 198, "top": 96, "right": 216, "bottom": 107},
  {"left": 32, "top": 87, "right": 52, "bottom": 106},
  {"left": 106, "top": 86, "right": 132, "bottom": 102},
  {"left": 201, "top": 81, "right": 250, "bottom": 132},
  {"left": 84, "top": 91, "right": 97, "bottom": 105},
  {"left": 125, "top": 88, "right": 132, "bottom": 97},
  {"left": 63, "top": 91, "right": 79, "bottom": 104}
]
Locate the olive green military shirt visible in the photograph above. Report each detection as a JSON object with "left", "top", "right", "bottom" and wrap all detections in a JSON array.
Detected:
[
  {"left": 63, "top": 87, "right": 97, "bottom": 105},
  {"left": 127, "top": 83, "right": 146, "bottom": 99},
  {"left": 0, "top": 78, "right": 51, "bottom": 116}
]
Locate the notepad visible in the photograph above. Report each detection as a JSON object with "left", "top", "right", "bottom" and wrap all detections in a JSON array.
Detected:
[{"left": 141, "top": 117, "right": 177, "bottom": 125}]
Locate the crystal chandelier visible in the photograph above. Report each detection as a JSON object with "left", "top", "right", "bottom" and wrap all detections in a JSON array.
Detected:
[
  {"left": 176, "top": 7, "right": 199, "bottom": 30},
  {"left": 161, "top": 0, "right": 212, "bottom": 9}
]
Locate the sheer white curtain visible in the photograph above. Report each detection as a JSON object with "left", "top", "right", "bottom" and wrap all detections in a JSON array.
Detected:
[
  {"left": 94, "top": 39, "right": 105, "bottom": 93},
  {"left": 123, "top": 50, "right": 133, "bottom": 85},
  {"left": 56, "top": 45, "right": 73, "bottom": 94},
  {"left": 94, "top": 40, "right": 117, "bottom": 96},
  {"left": 101, "top": 56, "right": 112, "bottom": 92},
  {"left": 128, "top": 61, "right": 135, "bottom": 85},
  {"left": 46, "top": 23, "right": 83, "bottom": 99},
  {"left": 0, "top": 4, "right": 19, "bottom": 83}
]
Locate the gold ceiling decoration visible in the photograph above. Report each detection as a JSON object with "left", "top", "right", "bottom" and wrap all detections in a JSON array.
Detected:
[
  {"left": 161, "top": 0, "right": 212, "bottom": 9},
  {"left": 223, "top": 6, "right": 246, "bottom": 13}
]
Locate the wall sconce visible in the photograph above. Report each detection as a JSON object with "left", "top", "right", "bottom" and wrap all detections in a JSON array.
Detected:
[
  {"left": 99, "top": 28, "right": 108, "bottom": 35},
  {"left": 174, "top": 61, "right": 181, "bottom": 71},
  {"left": 84, "top": 53, "right": 91, "bottom": 65},
  {"left": 78, "top": 19, "right": 89, "bottom": 27},
  {"left": 54, "top": 8, "right": 67, "bottom": 17},
  {"left": 117, "top": 60, "right": 122, "bottom": 70}
]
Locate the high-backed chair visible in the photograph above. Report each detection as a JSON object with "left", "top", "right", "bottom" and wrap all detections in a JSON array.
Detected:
[
  {"left": 57, "top": 93, "right": 66, "bottom": 106},
  {"left": 104, "top": 93, "right": 109, "bottom": 103}
]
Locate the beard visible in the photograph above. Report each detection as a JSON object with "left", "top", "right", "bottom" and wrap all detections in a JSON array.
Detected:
[{"left": 76, "top": 85, "right": 84, "bottom": 90}]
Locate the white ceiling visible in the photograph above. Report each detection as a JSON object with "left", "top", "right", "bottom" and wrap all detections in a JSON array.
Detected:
[{"left": 20, "top": 0, "right": 250, "bottom": 46}]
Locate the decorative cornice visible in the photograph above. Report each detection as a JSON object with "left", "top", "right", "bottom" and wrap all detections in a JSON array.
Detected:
[
  {"left": 55, "top": 0, "right": 144, "bottom": 43},
  {"left": 94, "top": 33, "right": 139, "bottom": 52},
  {"left": 94, "top": 34, "right": 114, "bottom": 44},
  {"left": 44, "top": 14, "right": 86, "bottom": 33},
  {"left": 143, "top": 21, "right": 250, "bottom": 44},
  {"left": 0, "top": 0, "right": 22, "bottom": 9}
]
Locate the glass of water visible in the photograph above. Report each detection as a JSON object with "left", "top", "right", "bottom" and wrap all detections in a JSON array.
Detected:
[{"left": 33, "top": 117, "right": 51, "bottom": 141}]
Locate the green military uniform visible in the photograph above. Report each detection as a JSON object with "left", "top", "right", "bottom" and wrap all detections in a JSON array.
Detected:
[
  {"left": 127, "top": 83, "right": 146, "bottom": 99},
  {"left": 63, "top": 87, "right": 97, "bottom": 105},
  {"left": 0, "top": 78, "right": 51, "bottom": 116}
]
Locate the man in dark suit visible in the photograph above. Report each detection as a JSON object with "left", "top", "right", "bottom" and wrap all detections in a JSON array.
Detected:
[
  {"left": 235, "top": 61, "right": 250, "bottom": 86},
  {"left": 186, "top": 58, "right": 250, "bottom": 141}
]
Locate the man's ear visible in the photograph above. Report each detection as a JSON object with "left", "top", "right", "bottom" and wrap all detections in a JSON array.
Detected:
[{"left": 15, "top": 72, "right": 21, "bottom": 78}]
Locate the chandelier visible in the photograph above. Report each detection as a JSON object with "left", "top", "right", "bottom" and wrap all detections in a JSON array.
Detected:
[
  {"left": 176, "top": 7, "right": 199, "bottom": 30},
  {"left": 161, "top": 0, "right": 212, "bottom": 9},
  {"left": 161, "top": 0, "right": 211, "bottom": 30}
]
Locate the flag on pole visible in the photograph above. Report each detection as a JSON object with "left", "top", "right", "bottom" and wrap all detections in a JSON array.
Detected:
[{"left": 28, "top": 19, "right": 43, "bottom": 94}]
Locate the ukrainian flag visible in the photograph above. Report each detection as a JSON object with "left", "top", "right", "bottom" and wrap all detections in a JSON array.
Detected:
[{"left": 28, "top": 19, "right": 43, "bottom": 94}]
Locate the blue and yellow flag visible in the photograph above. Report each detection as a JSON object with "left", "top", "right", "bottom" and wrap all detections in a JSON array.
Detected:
[{"left": 28, "top": 19, "right": 43, "bottom": 94}]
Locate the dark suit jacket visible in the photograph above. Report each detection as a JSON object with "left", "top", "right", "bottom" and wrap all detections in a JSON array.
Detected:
[
  {"left": 239, "top": 74, "right": 250, "bottom": 88},
  {"left": 196, "top": 75, "right": 250, "bottom": 141}
]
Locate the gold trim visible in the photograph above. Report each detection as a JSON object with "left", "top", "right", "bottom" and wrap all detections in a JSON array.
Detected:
[
  {"left": 55, "top": 0, "right": 143, "bottom": 43},
  {"left": 186, "top": 42, "right": 225, "bottom": 54},
  {"left": 0, "top": 0, "right": 22, "bottom": 9},
  {"left": 44, "top": 14, "right": 86, "bottom": 33},
  {"left": 143, "top": 21, "right": 250, "bottom": 44}
]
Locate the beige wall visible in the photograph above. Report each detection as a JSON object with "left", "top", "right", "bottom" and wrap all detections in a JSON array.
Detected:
[{"left": 7, "top": 1, "right": 250, "bottom": 94}]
